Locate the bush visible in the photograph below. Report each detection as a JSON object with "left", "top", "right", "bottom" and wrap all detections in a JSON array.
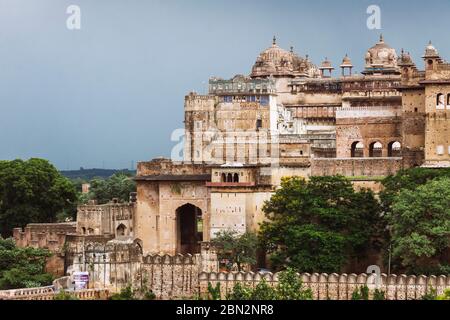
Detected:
[
  {"left": 421, "top": 287, "right": 438, "bottom": 300},
  {"left": 437, "top": 288, "right": 450, "bottom": 300},
  {"left": 351, "top": 285, "right": 369, "bottom": 300},
  {"left": 226, "top": 268, "right": 312, "bottom": 300},
  {"left": 109, "top": 284, "right": 156, "bottom": 300},
  {"left": 53, "top": 290, "right": 79, "bottom": 300},
  {"left": 207, "top": 282, "right": 221, "bottom": 300}
]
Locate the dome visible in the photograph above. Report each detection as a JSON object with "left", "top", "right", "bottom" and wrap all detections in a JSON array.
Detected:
[
  {"left": 364, "top": 35, "right": 399, "bottom": 72},
  {"left": 320, "top": 57, "right": 333, "bottom": 69},
  {"left": 251, "top": 37, "right": 320, "bottom": 78},
  {"left": 423, "top": 41, "right": 440, "bottom": 58},
  {"left": 340, "top": 54, "right": 353, "bottom": 67},
  {"left": 398, "top": 49, "right": 414, "bottom": 66}
]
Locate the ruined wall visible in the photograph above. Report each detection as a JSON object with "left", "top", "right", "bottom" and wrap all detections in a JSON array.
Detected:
[
  {"left": 77, "top": 201, "right": 135, "bottom": 238},
  {"left": 64, "top": 240, "right": 219, "bottom": 299},
  {"left": 13, "top": 223, "right": 77, "bottom": 276},
  {"left": 336, "top": 109, "right": 402, "bottom": 158},
  {"left": 137, "top": 158, "right": 210, "bottom": 177}
]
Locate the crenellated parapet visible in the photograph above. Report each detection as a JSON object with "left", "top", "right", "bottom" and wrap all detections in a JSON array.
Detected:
[{"left": 198, "top": 271, "right": 450, "bottom": 300}]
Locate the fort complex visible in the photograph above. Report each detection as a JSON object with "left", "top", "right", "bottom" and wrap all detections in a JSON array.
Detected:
[
  {"left": 9, "top": 36, "right": 450, "bottom": 298},
  {"left": 133, "top": 35, "right": 450, "bottom": 256}
]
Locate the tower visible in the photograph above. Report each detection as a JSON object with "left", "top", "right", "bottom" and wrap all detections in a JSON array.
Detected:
[
  {"left": 340, "top": 54, "right": 353, "bottom": 77},
  {"left": 422, "top": 42, "right": 450, "bottom": 167}
]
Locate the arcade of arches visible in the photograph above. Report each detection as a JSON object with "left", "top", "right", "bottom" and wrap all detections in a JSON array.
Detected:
[{"left": 350, "top": 141, "right": 402, "bottom": 158}]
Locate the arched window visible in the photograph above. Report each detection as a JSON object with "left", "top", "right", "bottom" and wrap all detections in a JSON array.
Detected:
[
  {"left": 369, "top": 141, "right": 383, "bottom": 157},
  {"left": 388, "top": 141, "right": 402, "bottom": 157},
  {"left": 233, "top": 173, "right": 239, "bottom": 183},
  {"left": 351, "top": 141, "right": 364, "bottom": 158},
  {"left": 81, "top": 227, "right": 86, "bottom": 235},
  {"left": 116, "top": 224, "right": 127, "bottom": 237},
  {"left": 87, "top": 228, "right": 94, "bottom": 235},
  {"left": 227, "top": 173, "right": 233, "bottom": 183},
  {"left": 221, "top": 173, "right": 227, "bottom": 183},
  {"left": 437, "top": 93, "right": 445, "bottom": 109}
]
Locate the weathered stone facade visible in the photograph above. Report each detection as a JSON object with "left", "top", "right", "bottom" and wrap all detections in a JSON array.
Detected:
[
  {"left": 59, "top": 240, "right": 450, "bottom": 300},
  {"left": 131, "top": 36, "right": 450, "bottom": 257},
  {"left": 10, "top": 36, "right": 450, "bottom": 298},
  {"left": 13, "top": 223, "right": 77, "bottom": 276},
  {"left": 77, "top": 199, "right": 136, "bottom": 238}
]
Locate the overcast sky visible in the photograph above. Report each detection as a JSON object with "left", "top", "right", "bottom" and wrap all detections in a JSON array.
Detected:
[{"left": 1, "top": 0, "right": 449, "bottom": 170}]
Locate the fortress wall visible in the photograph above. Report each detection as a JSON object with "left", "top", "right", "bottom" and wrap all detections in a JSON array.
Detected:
[
  {"left": 62, "top": 240, "right": 450, "bottom": 300},
  {"left": 13, "top": 223, "right": 77, "bottom": 277},
  {"left": 198, "top": 272, "right": 450, "bottom": 300}
]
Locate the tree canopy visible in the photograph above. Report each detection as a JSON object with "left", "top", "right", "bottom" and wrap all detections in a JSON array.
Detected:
[
  {"left": 0, "top": 238, "right": 54, "bottom": 290},
  {"left": 210, "top": 230, "right": 259, "bottom": 272},
  {"left": 79, "top": 172, "right": 136, "bottom": 205},
  {"left": 380, "top": 167, "right": 450, "bottom": 213},
  {"left": 260, "top": 176, "right": 383, "bottom": 273},
  {"left": 388, "top": 177, "right": 450, "bottom": 274},
  {"left": 0, "top": 158, "right": 78, "bottom": 237}
]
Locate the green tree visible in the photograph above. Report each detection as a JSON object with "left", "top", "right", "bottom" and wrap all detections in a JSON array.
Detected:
[
  {"left": 0, "top": 158, "right": 78, "bottom": 237},
  {"left": 0, "top": 238, "right": 54, "bottom": 290},
  {"left": 81, "top": 173, "right": 136, "bottom": 205},
  {"left": 380, "top": 168, "right": 450, "bottom": 214},
  {"left": 260, "top": 176, "right": 383, "bottom": 273},
  {"left": 388, "top": 177, "right": 450, "bottom": 274},
  {"left": 210, "top": 230, "right": 259, "bottom": 272}
]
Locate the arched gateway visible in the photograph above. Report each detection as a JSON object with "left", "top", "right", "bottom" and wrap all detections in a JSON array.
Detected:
[{"left": 175, "top": 203, "right": 203, "bottom": 254}]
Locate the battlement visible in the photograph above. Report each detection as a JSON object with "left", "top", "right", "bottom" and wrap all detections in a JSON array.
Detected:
[
  {"left": 136, "top": 158, "right": 211, "bottom": 177},
  {"left": 198, "top": 272, "right": 450, "bottom": 300},
  {"left": 13, "top": 222, "right": 76, "bottom": 252},
  {"left": 209, "top": 76, "right": 276, "bottom": 95}
]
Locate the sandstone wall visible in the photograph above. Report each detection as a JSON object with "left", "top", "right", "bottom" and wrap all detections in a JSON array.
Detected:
[
  {"left": 13, "top": 223, "right": 77, "bottom": 277},
  {"left": 311, "top": 158, "right": 403, "bottom": 177},
  {"left": 63, "top": 239, "right": 450, "bottom": 300},
  {"left": 198, "top": 272, "right": 450, "bottom": 300}
]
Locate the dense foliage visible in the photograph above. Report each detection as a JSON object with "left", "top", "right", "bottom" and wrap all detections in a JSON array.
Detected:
[
  {"left": 210, "top": 230, "right": 258, "bottom": 272},
  {"left": 388, "top": 177, "right": 450, "bottom": 274},
  {"left": 79, "top": 173, "right": 136, "bottom": 204},
  {"left": 0, "top": 238, "right": 54, "bottom": 290},
  {"left": 226, "top": 268, "right": 312, "bottom": 300},
  {"left": 260, "top": 176, "right": 383, "bottom": 273},
  {"left": 0, "top": 158, "right": 78, "bottom": 236},
  {"left": 380, "top": 168, "right": 450, "bottom": 213}
]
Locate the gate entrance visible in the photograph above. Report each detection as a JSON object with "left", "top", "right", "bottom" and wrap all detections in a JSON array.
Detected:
[{"left": 176, "top": 204, "right": 203, "bottom": 254}]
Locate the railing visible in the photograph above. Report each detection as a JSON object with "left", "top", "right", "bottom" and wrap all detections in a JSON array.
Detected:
[{"left": 0, "top": 287, "right": 109, "bottom": 300}]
